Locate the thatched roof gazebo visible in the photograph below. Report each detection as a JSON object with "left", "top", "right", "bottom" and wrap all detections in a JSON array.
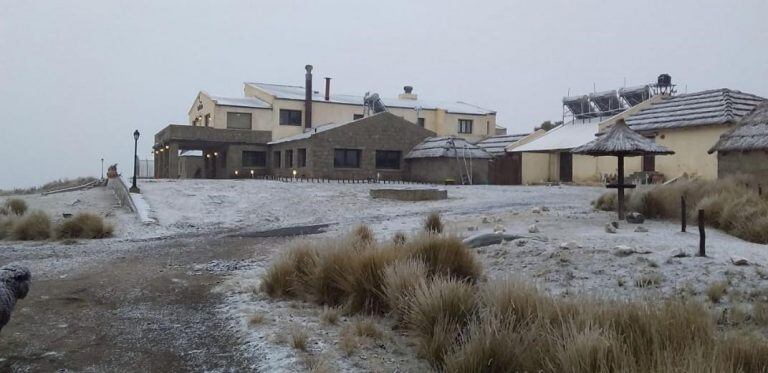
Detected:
[
  {"left": 708, "top": 101, "right": 768, "bottom": 154},
  {"left": 572, "top": 119, "right": 674, "bottom": 219}
]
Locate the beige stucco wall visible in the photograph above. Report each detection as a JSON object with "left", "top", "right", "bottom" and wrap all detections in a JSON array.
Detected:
[
  {"left": 520, "top": 151, "right": 642, "bottom": 184},
  {"left": 521, "top": 152, "right": 549, "bottom": 184},
  {"left": 652, "top": 124, "right": 733, "bottom": 180}
]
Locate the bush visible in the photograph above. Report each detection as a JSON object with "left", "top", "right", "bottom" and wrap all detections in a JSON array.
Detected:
[
  {"left": 4, "top": 198, "right": 27, "bottom": 216},
  {"left": 424, "top": 212, "right": 443, "bottom": 234},
  {"left": 382, "top": 259, "right": 427, "bottom": 321},
  {"left": 56, "top": 212, "right": 113, "bottom": 239},
  {"left": 10, "top": 210, "right": 51, "bottom": 240},
  {"left": 403, "top": 235, "right": 482, "bottom": 282},
  {"left": 0, "top": 216, "right": 17, "bottom": 240},
  {"left": 595, "top": 177, "right": 768, "bottom": 243}
]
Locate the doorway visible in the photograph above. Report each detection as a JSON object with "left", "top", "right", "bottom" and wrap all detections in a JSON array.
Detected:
[{"left": 559, "top": 152, "right": 573, "bottom": 182}]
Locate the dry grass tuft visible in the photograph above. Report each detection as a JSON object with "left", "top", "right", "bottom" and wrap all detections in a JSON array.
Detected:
[
  {"left": 0, "top": 206, "right": 8, "bottom": 216},
  {"left": 339, "top": 328, "right": 358, "bottom": 356},
  {"left": 0, "top": 215, "right": 17, "bottom": 240},
  {"left": 10, "top": 210, "right": 51, "bottom": 240},
  {"left": 382, "top": 259, "right": 427, "bottom": 321},
  {"left": 392, "top": 231, "right": 407, "bottom": 246},
  {"left": 302, "top": 354, "right": 334, "bottom": 373},
  {"left": 707, "top": 281, "right": 728, "bottom": 303},
  {"left": 404, "top": 235, "right": 482, "bottom": 282},
  {"left": 290, "top": 327, "right": 309, "bottom": 351},
  {"left": 248, "top": 313, "right": 267, "bottom": 327},
  {"left": 405, "top": 277, "right": 475, "bottom": 365},
  {"left": 635, "top": 273, "right": 663, "bottom": 288},
  {"left": 3, "top": 198, "right": 28, "bottom": 216},
  {"left": 56, "top": 212, "right": 113, "bottom": 239},
  {"left": 352, "top": 225, "right": 374, "bottom": 245},
  {"left": 320, "top": 306, "right": 340, "bottom": 325},
  {"left": 353, "top": 317, "right": 382, "bottom": 339},
  {"left": 593, "top": 192, "right": 621, "bottom": 211},
  {"left": 260, "top": 244, "right": 318, "bottom": 298},
  {"left": 596, "top": 177, "right": 768, "bottom": 243},
  {"left": 424, "top": 212, "right": 443, "bottom": 234}
]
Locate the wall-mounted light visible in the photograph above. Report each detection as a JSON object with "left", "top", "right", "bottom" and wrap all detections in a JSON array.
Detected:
[
  {"left": 250, "top": 170, "right": 255, "bottom": 175},
  {"left": 235, "top": 170, "right": 239, "bottom": 175},
  {"left": 206, "top": 154, "right": 211, "bottom": 158},
  {"left": 214, "top": 152, "right": 219, "bottom": 157},
  {"left": 292, "top": 169, "right": 297, "bottom": 178},
  {"left": 165, "top": 145, "right": 170, "bottom": 150}
]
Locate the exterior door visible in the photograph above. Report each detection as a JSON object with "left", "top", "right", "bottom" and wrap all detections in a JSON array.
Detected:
[
  {"left": 642, "top": 155, "right": 655, "bottom": 172},
  {"left": 489, "top": 153, "right": 522, "bottom": 185},
  {"left": 559, "top": 152, "right": 573, "bottom": 182}
]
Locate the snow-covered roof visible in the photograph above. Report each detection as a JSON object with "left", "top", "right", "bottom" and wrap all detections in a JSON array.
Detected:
[
  {"left": 208, "top": 94, "right": 271, "bottom": 109},
  {"left": 475, "top": 133, "right": 529, "bottom": 155},
  {"left": 267, "top": 121, "right": 343, "bottom": 145},
  {"left": 405, "top": 137, "right": 492, "bottom": 159},
  {"left": 625, "top": 89, "right": 765, "bottom": 132},
  {"left": 709, "top": 101, "right": 768, "bottom": 153},
  {"left": 246, "top": 83, "right": 495, "bottom": 115},
  {"left": 508, "top": 118, "right": 602, "bottom": 152}
]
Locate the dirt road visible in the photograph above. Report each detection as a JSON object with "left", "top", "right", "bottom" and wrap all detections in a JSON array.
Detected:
[{"left": 0, "top": 233, "right": 292, "bottom": 372}]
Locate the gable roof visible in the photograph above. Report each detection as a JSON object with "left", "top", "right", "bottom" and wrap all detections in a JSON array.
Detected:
[
  {"left": 405, "top": 136, "right": 492, "bottom": 159},
  {"left": 709, "top": 101, "right": 768, "bottom": 153},
  {"left": 572, "top": 119, "right": 674, "bottom": 157},
  {"left": 625, "top": 89, "right": 765, "bottom": 132},
  {"left": 508, "top": 117, "right": 602, "bottom": 152},
  {"left": 475, "top": 133, "right": 530, "bottom": 155},
  {"left": 246, "top": 82, "right": 495, "bottom": 115},
  {"left": 208, "top": 94, "right": 271, "bottom": 109}
]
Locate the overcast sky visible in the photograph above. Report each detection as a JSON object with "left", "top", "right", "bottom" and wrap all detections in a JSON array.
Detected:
[{"left": 1, "top": 0, "right": 766, "bottom": 189}]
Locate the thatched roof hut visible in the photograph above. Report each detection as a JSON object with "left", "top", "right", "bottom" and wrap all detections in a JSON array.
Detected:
[
  {"left": 708, "top": 101, "right": 768, "bottom": 153},
  {"left": 573, "top": 119, "right": 674, "bottom": 156}
]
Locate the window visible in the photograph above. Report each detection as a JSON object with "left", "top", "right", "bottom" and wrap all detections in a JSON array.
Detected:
[
  {"left": 458, "top": 119, "right": 473, "bottom": 134},
  {"left": 279, "top": 109, "right": 302, "bottom": 126},
  {"left": 242, "top": 151, "right": 266, "bottom": 167},
  {"left": 334, "top": 149, "right": 361, "bottom": 168},
  {"left": 353, "top": 114, "right": 364, "bottom": 120},
  {"left": 273, "top": 151, "right": 281, "bottom": 168},
  {"left": 193, "top": 117, "right": 200, "bottom": 126},
  {"left": 285, "top": 149, "right": 294, "bottom": 168},
  {"left": 375, "top": 150, "right": 401, "bottom": 169},
  {"left": 417, "top": 118, "right": 425, "bottom": 127},
  {"left": 297, "top": 148, "right": 307, "bottom": 168},
  {"left": 204, "top": 114, "right": 211, "bottom": 127},
  {"left": 227, "top": 112, "right": 252, "bottom": 129}
]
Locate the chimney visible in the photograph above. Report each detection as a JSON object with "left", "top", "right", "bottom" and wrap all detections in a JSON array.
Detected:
[
  {"left": 324, "top": 77, "right": 331, "bottom": 101},
  {"left": 398, "top": 85, "right": 418, "bottom": 100},
  {"left": 304, "top": 65, "right": 313, "bottom": 129}
]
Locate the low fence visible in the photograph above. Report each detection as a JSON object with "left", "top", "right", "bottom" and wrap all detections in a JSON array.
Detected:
[
  {"left": 246, "top": 175, "right": 434, "bottom": 185},
  {"left": 40, "top": 180, "right": 100, "bottom": 196},
  {"left": 107, "top": 177, "right": 137, "bottom": 213}
]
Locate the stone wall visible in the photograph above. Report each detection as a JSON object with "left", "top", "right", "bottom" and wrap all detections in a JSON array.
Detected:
[{"left": 406, "top": 157, "right": 490, "bottom": 184}]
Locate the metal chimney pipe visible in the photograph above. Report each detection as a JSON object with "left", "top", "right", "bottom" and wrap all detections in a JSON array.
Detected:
[
  {"left": 304, "top": 65, "right": 313, "bottom": 129},
  {"left": 324, "top": 77, "right": 331, "bottom": 101}
]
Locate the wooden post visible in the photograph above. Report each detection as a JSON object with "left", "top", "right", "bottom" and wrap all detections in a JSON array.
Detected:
[
  {"left": 759, "top": 184, "right": 763, "bottom": 196},
  {"left": 681, "top": 196, "right": 687, "bottom": 232},
  {"left": 617, "top": 155, "right": 625, "bottom": 220},
  {"left": 698, "top": 209, "right": 706, "bottom": 257}
]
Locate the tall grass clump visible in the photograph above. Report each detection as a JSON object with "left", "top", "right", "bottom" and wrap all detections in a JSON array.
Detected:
[
  {"left": 424, "top": 212, "right": 443, "bottom": 234},
  {"left": 595, "top": 176, "right": 768, "bottom": 243},
  {"left": 56, "top": 212, "right": 114, "bottom": 239},
  {"left": 3, "top": 198, "right": 28, "bottom": 216},
  {"left": 0, "top": 216, "right": 17, "bottom": 240},
  {"left": 10, "top": 210, "right": 51, "bottom": 240}
]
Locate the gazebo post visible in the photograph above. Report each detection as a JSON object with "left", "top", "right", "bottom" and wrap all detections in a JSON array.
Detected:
[{"left": 617, "top": 155, "right": 625, "bottom": 220}]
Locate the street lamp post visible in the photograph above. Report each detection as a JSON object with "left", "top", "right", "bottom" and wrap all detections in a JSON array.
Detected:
[
  {"left": 130, "top": 130, "right": 140, "bottom": 193},
  {"left": 101, "top": 158, "right": 104, "bottom": 180}
]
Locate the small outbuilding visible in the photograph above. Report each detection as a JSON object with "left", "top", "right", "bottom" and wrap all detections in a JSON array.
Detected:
[
  {"left": 709, "top": 101, "right": 768, "bottom": 184},
  {"left": 405, "top": 137, "right": 492, "bottom": 184}
]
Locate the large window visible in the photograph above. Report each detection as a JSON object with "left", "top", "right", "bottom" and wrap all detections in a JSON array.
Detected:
[
  {"left": 279, "top": 109, "right": 302, "bottom": 126},
  {"left": 227, "top": 112, "right": 252, "bottom": 129},
  {"left": 458, "top": 119, "right": 473, "bottom": 134},
  {"left": 297, "top": 148, "right": 307, "bottom": 168},
  {"left": 273, "top": 151, "right": 281, "bottom": 168},
  {"left": 334, "top": 149, "right": 361, "bottom": 168},
  {"left": 285, "top": 149, "right": 294, "bottom": 168},
  {"left": 375, "top": 150, "right": 401, "bottom": 169},
  {"left": 242, "top": 151, "right": 266, "bottom": 167}
]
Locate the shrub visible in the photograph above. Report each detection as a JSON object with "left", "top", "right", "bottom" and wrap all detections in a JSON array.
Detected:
[
  {"left": 0, "top": 216, "right": 16, "bottom": 240},
  {"left": 404, "top": 277, "right": 475, "bottom": 365},
  {"left": 56, "top": 212, "right": 113, "bottom": 239},
  {"left": 403, "top": 235, "right": 482, "bottom": 282},
  {"left": 596, "top": 177, "right": 768, "bottom": 243},
  {"left": 382, "top": 259, "right": 427, "bottom": 321},
  {"left": 707, "top": 281, "right": 728, "bottom": 303},
  {"left": 10, "top": 210, "right": 51, "bottom": 240},
  {"left": 424, "top": 212, "right": 443, "bottom": 234},
  {"left": 4, "top": 198, "right": 27, "bottom": 216},
  {"left": 593, "top": 192, "right": 620, "bottom": 211},
  {"left": 260, "top": 244, "right": 318, "bottom": 298}
]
